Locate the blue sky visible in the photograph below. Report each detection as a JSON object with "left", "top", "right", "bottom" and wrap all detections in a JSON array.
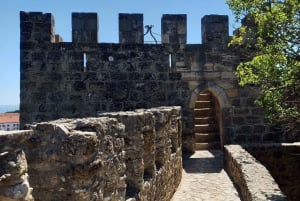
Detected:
[{"left": 0, "top": 0, "right": 236, "bottom": 105}]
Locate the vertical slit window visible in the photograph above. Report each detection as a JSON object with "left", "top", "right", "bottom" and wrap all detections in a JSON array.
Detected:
[
  {"left": 169, "top": 53, "right": 172, "bottom": 68},
  {"left": 83, "top": 53, "right": 87, "bottom": 72}
]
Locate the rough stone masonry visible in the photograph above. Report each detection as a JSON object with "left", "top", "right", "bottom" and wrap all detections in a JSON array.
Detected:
[
  {"left": 0, "top": 106, "right": 182, "bottom": 201},
  {"left": 20, "top": 11, "right": 282, "bottom": 153}
]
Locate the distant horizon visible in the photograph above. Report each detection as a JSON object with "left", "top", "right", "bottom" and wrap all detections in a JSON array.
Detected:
[{"left": 0, "top": 105, "right": 19, "bottom": 114}]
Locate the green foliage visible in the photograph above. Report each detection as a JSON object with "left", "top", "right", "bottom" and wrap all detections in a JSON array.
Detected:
[{"left": 227, "top": 0, "right": 300, "bottom": 139}]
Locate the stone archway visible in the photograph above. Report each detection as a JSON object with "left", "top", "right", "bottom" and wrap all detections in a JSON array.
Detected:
[{"left": 189, "top": 82, "right": 231, "bottom": 150}]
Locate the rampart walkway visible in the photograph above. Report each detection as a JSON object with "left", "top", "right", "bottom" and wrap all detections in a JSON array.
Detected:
[{"left": 171, "top": 150, "right": 241, "bottom": 201}]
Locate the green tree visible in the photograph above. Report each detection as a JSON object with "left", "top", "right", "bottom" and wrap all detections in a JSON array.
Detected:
[{"left": 226, "top": 0, "right": 300, "bottom": 140}]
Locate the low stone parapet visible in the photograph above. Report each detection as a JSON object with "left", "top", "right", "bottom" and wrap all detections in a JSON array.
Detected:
[
  {"left": 99, "top": 106, "right": 182, "bottom": 201},
  {"left": 26, "top": 117, "right": 127, "bottom": 201},
  {"left": 0, "top": 106, "right": 182, "bottom": 201},
  {"left": 246, "top": 143, "right": 300, "bottom": 201},
  {"left": 224, "top": 145, "right": 287, "bottom": 201}
]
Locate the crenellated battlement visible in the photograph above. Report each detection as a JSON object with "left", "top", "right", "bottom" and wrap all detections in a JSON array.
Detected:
[
  {"left": 20, "top": 11, "right": 280, "bottom": 154},
  {"left": 119, "top": 13, "right": 144, "bottom": 44},
  {"left": 20, "top": 11, "right": 55, "bottom": 43},
  {"left": 72, "top": 12, "right": 99, "bottom": 43},
  {"left": 20, "top": 11, "right": 229, "bottom": 47}
]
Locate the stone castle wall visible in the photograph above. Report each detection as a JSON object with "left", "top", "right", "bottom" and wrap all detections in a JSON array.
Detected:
[
  {"left": 224, "top": 145, "right": 287, "bottom": 201},
  {"left": 247, "top": 143, "right": 300, "bottom": 201},
  {"left": 20, "top": 11, "right": 281, "bottom": 152},
  {"left": 0, "top": 106, "right": 182, "bottom": 201}
]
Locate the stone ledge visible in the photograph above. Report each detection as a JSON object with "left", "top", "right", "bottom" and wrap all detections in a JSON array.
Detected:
[
  {"left": 0, "top": 130, "right": 33, "bottom": 142},
  {"left": 245, "top": 143, "right": 300, "bottom": 201},
  {"left": 244, "top": 142, "right": 300, "bottom": 148},
  {"left": 224, "top": 145, "right": 287, "bottom": 201}
]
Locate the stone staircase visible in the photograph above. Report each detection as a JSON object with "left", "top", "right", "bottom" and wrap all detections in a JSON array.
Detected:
[{"left": 194, "top": 92, "right": 220, "bottom": 150}]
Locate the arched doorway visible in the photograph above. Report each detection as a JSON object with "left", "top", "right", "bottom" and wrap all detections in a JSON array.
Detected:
[{"left": 194, "top": 90, "right": 221, "bottom": 150}]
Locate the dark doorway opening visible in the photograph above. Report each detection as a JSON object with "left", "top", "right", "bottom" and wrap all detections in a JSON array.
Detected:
[{"left": 194, "top": 90, "right": 221, "bottom": 150}]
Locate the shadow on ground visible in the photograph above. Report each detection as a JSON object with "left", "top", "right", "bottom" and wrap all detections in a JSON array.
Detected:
[{"left": 182, "top": 150, "right": 223, "bottom": 173}]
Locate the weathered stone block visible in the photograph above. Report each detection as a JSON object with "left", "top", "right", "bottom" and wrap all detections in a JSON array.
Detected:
[
  {"left": 0, "top": 131, "right": 34, "bottom": 201},
  {"left": 234, "top": 134, "right": 246, "bottom": 143},
  {"left": 234, "top": 108, "right": 250, "bottom": 115},
  {"left": 161, "top": 14, "right": 187, "bottom": 44},
  {"left": 232, "top": 116, "right": 245, "bottom": 125},
  {"left": 232, "top": 98, "right": 240, "bottom": 106},
  {"left": 72, "top": 13, "right": 98, "bottom": 43},
  {"left": 245, "top": 116, "right": 262, "bottom": 124},
  {"left": 236, "top": 125, "right": 253, "bottom": 135},
  {"left": 215, "top": 80, "right": 234, "bottom": 90},
  {"left": 203, "top": 72, "right": 221, "bottom": 79},
  {"left": 226, "top": 89, "right": 239, "bottom": 98},
  {"left": 221, "top": 72, "right": 235, "bottom": 79},
  {"left": 73, "top": 81, "right": 86, "bottom": 91},
  {"left": 202, "top": 15, "right": 229, "bottom": 50},
  {"left": 119, "top": 13, "right": 143, "bottom": 44},
  {"left": 26, "top": 118, "right": 126, "bottom": 201},
  {"left": 224, "top": 145, "right": 287, "bottom": 201}
]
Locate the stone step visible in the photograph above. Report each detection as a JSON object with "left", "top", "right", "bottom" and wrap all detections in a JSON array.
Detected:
[
  {"left": 195, "top": 117, "right": 215, "bottom": 125},
  {"left": 197, "top": 93, "right": 211, "bottom": 101},
  {"left": 194, "top": 108, "right": 214, "bottom": 117},
  {"left": 195, "top": 133, "right": 219, "bottom": 142},
  {"left": 194, "top": 124, "right": 217, "bottom": 133},
  {"left": 195, "top": 100, "right": 212, "bottom": 108},
  {"left": 194, "top": 142, "right": 221, "bottom": 150}
]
